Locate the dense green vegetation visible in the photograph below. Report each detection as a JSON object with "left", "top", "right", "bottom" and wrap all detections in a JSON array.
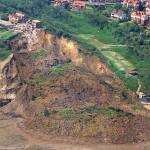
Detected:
[
  {"left": 42, "top": 107, "right": 132, "bottom": 119},
  {"left": 0, "top": 26, "right": 14, "bottom": 61},
  {"left": 31, "top": 49, "right": 48, "bottom": 60},
  {"left": 0, "top": 0, "right": 149, "bottom": 93},
  {"left": 0, "top": 48, "right": 11, "bottom": 61}
]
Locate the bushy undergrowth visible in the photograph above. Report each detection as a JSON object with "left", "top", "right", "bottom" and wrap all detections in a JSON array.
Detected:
[{"left": 41, "top": 107, "right": 132, "bottom": 119}]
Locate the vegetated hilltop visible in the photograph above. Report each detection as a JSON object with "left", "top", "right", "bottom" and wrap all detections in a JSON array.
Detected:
[
  {"left": 1, "top": 28, "right": 149, "bottom": 144},
  {"left": 0, "top": 0, "right": 150, "bottom": 94}
]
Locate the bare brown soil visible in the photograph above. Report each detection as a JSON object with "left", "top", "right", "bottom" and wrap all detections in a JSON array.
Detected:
[
  {"left": 21, "top": 66, "right": 150, "bottom": 144},
  {"left": 0, "top": 111, "right": 150, "bottom": 150},
  {"left": 1, "top": 29, "right": 149, "bottom": 149}
]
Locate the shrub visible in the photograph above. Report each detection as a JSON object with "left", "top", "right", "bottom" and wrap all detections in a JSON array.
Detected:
[{"left": 43, "top": 108, "right": 50, "bottom": 117}]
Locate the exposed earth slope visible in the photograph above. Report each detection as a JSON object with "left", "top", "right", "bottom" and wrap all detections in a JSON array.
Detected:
[
  {"left": 0, "top": 111, "right": 150, "bottom": 150},
  {"left": 0, "top": 28, "right": 149, "bottom": 145}
]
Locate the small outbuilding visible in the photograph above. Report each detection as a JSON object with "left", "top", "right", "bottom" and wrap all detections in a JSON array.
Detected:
[
  {"left": 111, "top": 9, "right": 127, "bottom": 20},
  {"left": 54, "top": 0, "right": 70, "bottom": 7},
  {"left": 71, "top": 0, "right": 86, "bottom": 11},
  {"left": 141, "top": 96, "right": 150, "bottom": 104},
  {"left": 32, "top": 20, "right": 43, "bottom": 28},
  {"left": 9, "top": 12, "right": 29, "bottom": 24}
]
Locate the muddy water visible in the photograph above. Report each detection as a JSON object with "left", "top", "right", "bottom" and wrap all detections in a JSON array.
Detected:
[{"left": 0, "top": 111, "right": 150, "bottom": 150}]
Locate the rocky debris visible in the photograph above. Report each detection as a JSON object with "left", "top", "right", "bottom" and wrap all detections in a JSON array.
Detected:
[{"left": 0, "top": 55, "right": 19, "bottom": 104}]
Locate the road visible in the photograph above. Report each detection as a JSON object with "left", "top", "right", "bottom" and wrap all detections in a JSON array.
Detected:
[{"left": 0, "top": 110, "right": 150, "bottom": 150}]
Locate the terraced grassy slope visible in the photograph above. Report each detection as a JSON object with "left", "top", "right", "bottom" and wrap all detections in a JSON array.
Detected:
[
  {"left": 101, "top": 51, "right": 135, "bottom": 72},
  {"left": 0, "top": 26, "right": 15, "bottom": 61}
]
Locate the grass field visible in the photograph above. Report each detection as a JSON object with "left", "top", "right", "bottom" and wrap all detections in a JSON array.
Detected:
[
  {"left": 76, "top": 34, "right": 126, "bottom": 49},
  {"left": 76, "top": 33, "right": 134, "bottom": 74},
  {"left": 75, "top": 33, "right": 138, "bottom": 91},
  {"left": 0, "top": 31, "right": 15, "bottom": 41},
  {"left": 0, "top": 48, "right": 12, "bottom": 61},
  {"left": 0, "top": 26, "right": 14, "bottom": 61},
  {"left": 101, "top": 51, "right": 135, "bottom": 73}
]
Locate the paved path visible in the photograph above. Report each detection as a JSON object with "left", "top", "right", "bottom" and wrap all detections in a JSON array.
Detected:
[{"left": 0, "top": 111, "right": 150, "bottom": 150}]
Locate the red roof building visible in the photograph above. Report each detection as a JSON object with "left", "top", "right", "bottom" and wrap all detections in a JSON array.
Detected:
[
  {"left": 123, "top": 0, "right": 140, "bottom": 10},
  {"left": 71, "top": 0, "right": 86, "bottom": 11},
  {"left": 146, "top": 0, "right": 150, "bottom": 15},
  {"left": 54, "top": 0, "right": 69, "bottom": 7},
  {"left": 131, "top": 11, "right": 149, "bottom": 25}
]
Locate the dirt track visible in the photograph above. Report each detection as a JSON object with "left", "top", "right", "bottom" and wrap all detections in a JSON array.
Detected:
[{"left": 0, "top": 111, "right": 150, "bottom": 150}]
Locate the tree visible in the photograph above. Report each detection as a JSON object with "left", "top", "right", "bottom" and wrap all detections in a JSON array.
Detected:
[
  {"left": 113, "top": 3, "right": 122, "bottom": 10},
  {"left": 43, "top": 108, "right": 50, "bottom": 117}
]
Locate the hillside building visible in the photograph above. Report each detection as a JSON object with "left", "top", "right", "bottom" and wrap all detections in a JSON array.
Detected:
[
  {"left": 32, "top": 20, "right": 43, "bottom": 28},
  {"left": 54, "top": 0, "right": 70, "bottom": 7},
  {"left": 87, "top": 0, "right": 105, "bottom": 6},
  {"left": 105, "top": 0, "right": 123, "bottom": 2},
  {"left": 131, "top": 11, "right": 149, "bottom": 25},
  {"left": 71, "top": 0, "right": 86, "bottom": 11},
  {"left": 123, "top": 0, "right": 141, "bottom": 10},
  {"left": 111, "top": 9, "right": 127, "bottom": 20},
  {"left": 146, "top": 0, "right": 150, "bottom": 15},
  {"left": 9, "top": 12, "right": 28, "bottom": 24}
]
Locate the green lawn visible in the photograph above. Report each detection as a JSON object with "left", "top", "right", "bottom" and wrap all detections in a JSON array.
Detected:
[
  {"left": 101, "top": 51, "right": 135, "bottom": 73},
  {"left": 76, "top": 34, "right": 106, "bottom": 49},
  {"left": 0, "top": 30, "right": 15, "bottom": 41},
  {"left": 74, "top": 33, "right": 138, "bottom": 91},
  {"left": 0, "top": 26, "right": 13, "bottom": 61},
  {"left": 0, "top": 48, "right": 12, "bottom": 61}
]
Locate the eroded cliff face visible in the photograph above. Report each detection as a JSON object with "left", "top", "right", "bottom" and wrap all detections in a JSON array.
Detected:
[
  {"left": 11, "top": 29, "right": 111, "bottom": 76},
  {"left": 0, "top": 54, "right": 19, "bottom": 105},
  {"left": 2, "top": 29, "right": 125, "bottom": 114},
  {"left": 1, "top": 28, "right": 150, "bottom": 144}
]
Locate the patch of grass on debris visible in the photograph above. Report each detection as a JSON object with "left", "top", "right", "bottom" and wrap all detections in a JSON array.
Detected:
[
  {"left": 31, "top": 49, "right": 48, "bottom": 60},
  {"left": 130, "top": 105, "right": 145, "bottom": 111},
  {"left": 49, "top": 63, "right": 72, "bottom": 77},
  {"left": 41, "top": 107, "right": 132, "bottom": 120}
]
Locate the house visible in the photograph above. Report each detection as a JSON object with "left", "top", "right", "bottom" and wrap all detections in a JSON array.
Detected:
[
  {"left": 32, "top": 20, "right": 43, "bottom": 28},
  {"left": 146, "top": 6, "right": 150, "bottom": 15},
  {"left": 9, "top": 12, "right": 28, "bottom": 24},
  {"left": 123, "top": 0, "right": 141, "bottom": 10},
  {"left": 105, "top": 0, "right": 123, "bottom": 2},
  {"left": 131, "top": 11, "right": 149, "bottom": 25},
  {"left": 146, "top": 0, "right": 150, "bottom": 15},
  {"left": 111, "top": 9, "right": 127, "bottom": 20},
  {"left": 87, "top": 0, "right": 105, "bottom": 6},
  {"left": 71, "top": 0, "right": 86, "bottom": 11},
  {"left": 54, "top": 0, "right": 70, "bottom": 7}
]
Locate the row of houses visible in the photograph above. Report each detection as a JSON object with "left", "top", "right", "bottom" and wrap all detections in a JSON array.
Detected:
[
  {"left": 131, "top": 10, "right": 149, "bottom": 25},
  {"left": 53, "top": 0, "right": 123, "bottom": 11},
  {"left": 130, "top": 0, "right": 150, "bottom": 26},
  {"left": 123, "top": 0, "right": 146, "bottom": 10},
  {"left": 111, "top": 0, "right": 150, "bottom": 26},
  {"left": 53, "top": 0, "right": 87, "bottom": 11}
]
